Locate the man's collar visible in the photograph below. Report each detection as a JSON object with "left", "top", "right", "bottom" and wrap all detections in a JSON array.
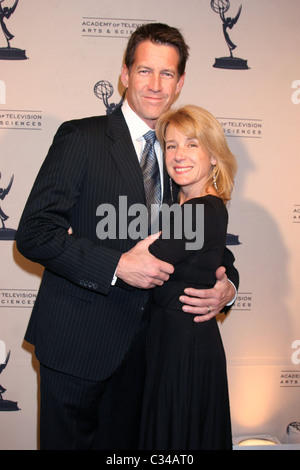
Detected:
[{"left": 122, "top": 100, "right": 153, "bottom": 141}]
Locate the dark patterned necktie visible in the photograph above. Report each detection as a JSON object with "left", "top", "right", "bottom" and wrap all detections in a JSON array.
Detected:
[{"left": 140, "top": 130, "right": 161, "bottom": 228}]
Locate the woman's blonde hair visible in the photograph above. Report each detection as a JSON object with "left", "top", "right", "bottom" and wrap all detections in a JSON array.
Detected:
[{"left": 156, "top": 105, "right": 237, "bottom": 203}]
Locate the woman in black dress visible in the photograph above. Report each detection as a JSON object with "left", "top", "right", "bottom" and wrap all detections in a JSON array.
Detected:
[{"left": 139, "top": 105, "right": 237, "bottom": 450}]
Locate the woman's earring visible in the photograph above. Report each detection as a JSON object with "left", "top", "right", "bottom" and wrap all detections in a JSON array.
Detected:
[
  {"left": 169, "top": 177, "right": 174, "bottom": 202},
  {"left": 212, "top": 166, "right": 219, "bottom": 193}
]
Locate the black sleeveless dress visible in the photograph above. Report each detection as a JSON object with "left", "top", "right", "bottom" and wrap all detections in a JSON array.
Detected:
[{"left": 139, "top": 195, "right": 232, "bottom": 450}]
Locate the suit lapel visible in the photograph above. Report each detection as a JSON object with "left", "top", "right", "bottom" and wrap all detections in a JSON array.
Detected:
[{"left": 106, "top": 108, "right": 146, "bottom": 206}]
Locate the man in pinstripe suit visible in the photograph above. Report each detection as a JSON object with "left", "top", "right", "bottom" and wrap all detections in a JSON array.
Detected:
[{"left": 16, "top": 23, "right": 239, "bottom": 449}]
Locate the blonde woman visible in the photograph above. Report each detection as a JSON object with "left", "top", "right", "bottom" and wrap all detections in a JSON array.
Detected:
[{"left": 139, "top": 105, "right": 237, "bottom": 450}]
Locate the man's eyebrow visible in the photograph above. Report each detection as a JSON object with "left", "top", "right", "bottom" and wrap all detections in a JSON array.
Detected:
[{"left": 136, "top": 65, "right": 152, "bottom": 70}]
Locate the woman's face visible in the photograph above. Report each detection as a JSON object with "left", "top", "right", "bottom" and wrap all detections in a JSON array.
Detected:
[{"left": 165, "top": 125, "right": 216, "bottom": 200}]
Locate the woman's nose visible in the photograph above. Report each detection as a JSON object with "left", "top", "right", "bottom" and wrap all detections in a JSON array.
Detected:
[{"left": 174, "top": 147, "right": 185, "bottom": 161}]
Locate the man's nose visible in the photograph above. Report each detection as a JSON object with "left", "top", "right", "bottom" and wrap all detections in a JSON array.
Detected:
[{"left": 148, "top": 73, "right": 161, "bottom": 91}]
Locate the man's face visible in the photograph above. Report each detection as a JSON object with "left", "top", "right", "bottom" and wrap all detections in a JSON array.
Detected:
[{"left": 121, "top": 40, "right": 185, "bottom": 129}]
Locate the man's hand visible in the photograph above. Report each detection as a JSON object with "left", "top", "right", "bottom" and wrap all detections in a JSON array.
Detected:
[
  {"left": 116, "top": 234, "right": 174, "bottom": 289},
  {"left": 179, "top": 267, "right": 236, "bottom": 322}
]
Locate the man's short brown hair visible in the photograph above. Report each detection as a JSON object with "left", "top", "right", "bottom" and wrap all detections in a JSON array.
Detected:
[{"left": 124, "top": 23, "right": 189, "bottom": 77}]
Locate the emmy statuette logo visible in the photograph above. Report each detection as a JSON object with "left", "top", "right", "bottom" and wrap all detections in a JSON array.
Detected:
[
  {"left": 0, "top": 172, "right": 16, "bottom": 240},
  {"left": 0, "top": 342, "right": 19, "bottom": 411},
  {"left": 211, "top": 0, "right": 249, "bottom": 70},
  {"left": 94, "top": 80, "right": 124, "bottom": 114},
  {"left": 0, "top": 0, "right": 27, "bottom": 60}
]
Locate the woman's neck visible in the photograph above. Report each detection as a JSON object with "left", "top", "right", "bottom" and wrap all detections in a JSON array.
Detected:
[{"left": 179, "top": 185, "right": 219, "bottom": 204}]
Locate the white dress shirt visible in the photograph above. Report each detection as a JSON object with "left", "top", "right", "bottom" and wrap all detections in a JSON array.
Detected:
[{"left": 121, "top": 100, "right": 164, "bottom": 200}]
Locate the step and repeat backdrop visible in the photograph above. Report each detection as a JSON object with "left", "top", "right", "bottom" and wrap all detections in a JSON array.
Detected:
[{"left": 0, "top": 0, "right": 299, "bottom": 449}]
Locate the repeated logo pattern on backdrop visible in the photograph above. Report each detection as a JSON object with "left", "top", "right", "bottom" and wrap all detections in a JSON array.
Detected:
[
  {"left": 210, "top": 0, "right": 249, "bottom": 69},
  {"left": 0, "top": 341, "right": 19, "bottom": 411},
  {"left": 0, "top": 0, "right": 27, "bottom": 60}
]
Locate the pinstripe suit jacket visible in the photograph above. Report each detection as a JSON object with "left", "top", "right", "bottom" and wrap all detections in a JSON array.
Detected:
[{"left": 16, "top": 107, "right": 238, "bottom": 381}]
